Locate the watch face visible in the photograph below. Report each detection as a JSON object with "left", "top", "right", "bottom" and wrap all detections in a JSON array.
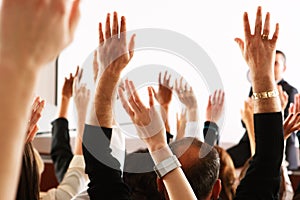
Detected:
[{"left": 246, "top": 69, "right": 251, "bottom": 83}]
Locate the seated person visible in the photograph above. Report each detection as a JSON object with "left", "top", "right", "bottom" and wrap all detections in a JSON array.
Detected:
[
  {"left": 82, "top": 12, "right": 197, "bottom": 200},
  {"left": 0, "top": 1, "right": 80, "bottom": 198}
]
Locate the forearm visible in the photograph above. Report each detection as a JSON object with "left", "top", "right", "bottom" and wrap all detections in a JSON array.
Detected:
[
  {"left": 58, "top": 97, "right": 71, "bottom": 118},
  {"left": 188, "top": 108, "right": 198, "bottom": 122},
  {"left": 161, "top": 105, "right": 170, "bottom": 133},
  {"left": 0, "top": 65, "right": 38, "bottom": 199},
  {"left": 51, "top": 118, "right": 73, "bottom": 182},
  {"left": 83, "top": 125, "right": 130, "bottom": 199},
  {"left": 94, "top": 71, "right": 120, "bottom": 128},
  {"left": 74, "top": 115, "right": 86, "bottom": 155},
  {"left": 149, "top": 145, "right": 197, "bottom": 200}
]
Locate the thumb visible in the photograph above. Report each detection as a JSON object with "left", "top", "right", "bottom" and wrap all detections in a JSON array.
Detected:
[
  {"left": 148, "top": 87, "right": 154, "bottom": 107},
  {"left": 234, "top": 38, "right": 245, "bottom": 55},
  {"left": 151, "top": 86, "right": 158, "bottom": 100},
  {"left": 73, "top": 76, "right": 79, "bottom": 95}
]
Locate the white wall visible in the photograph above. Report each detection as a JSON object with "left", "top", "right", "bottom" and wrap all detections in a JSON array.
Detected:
[{"left": 57, "top": 0, "right": 300, "bottom": 144}]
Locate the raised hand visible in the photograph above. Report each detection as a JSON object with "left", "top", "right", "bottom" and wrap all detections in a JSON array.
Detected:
[
  {"left": 62, "top": 66, "right": 80, "bottom": 99},
  {"left": 289, "top": 94, "right": 300, "bottom": 114},
  {"left": 73, "top": 78, "right": 91, "bottom": 120},
  {"left": 283, "top": 113, "right": 300, "bottom": 140},
  {"left": 0, "top": 0, "right": 80, "bottom": 70},
  {"left": 26, "top": 97, "right": 45, "bottom": 143},
  {"left": 152, "top": 71, "right": 173, "bottom": 107},
  {"left": 235, "top": 6, "right": 280, "bottom": 114},
  {"left": 73, "top": 77, "right": 90, "bottom": 154},
  {"left": 98, "top": 12, "right": 135, "bottom": 76},
  {"left": 176, "top": 109, "right": 187, "bottom": 141},
  {"left": 205, "top": 90, "right": 225, "bottom": 124},
  {"left": 235, "top": 7, "right": 279, "bottom": 83},
  {"left": 175, "top": 77, "right": 197, "bottom": 110},
  {"left": 277, "top": 85, "right": 288, "bottom": 111},
  {"left": 118, "top": 80, "right": 166, "bottom": 152}
]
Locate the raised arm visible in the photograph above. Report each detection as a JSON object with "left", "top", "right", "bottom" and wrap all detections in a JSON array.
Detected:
[
  {"left": 0, "top": 1, "right": 80, "bottom": 198},
  {"left": 73, "top": 78, "right": 90, "bottom": 155},
  {"left": 119, "top": 80, "right": 197, "bottom": 200},
  {"left": 234, "top": 7, "right": 283, "bottom": 199},
  {"left": 151, "top": 71, "right": 173, "bottom": 133},
  {"left": 174, "top": 78, "right": 201, "bottom": 140},
  {"left": 204, "top": 90, "right": 225, "bottom": 145},
  {"left": 94, "top": 12, "right": 135, "bottom": 128},
  {"left": 83, "top": 12, "right": 135, "bottom": 199}
]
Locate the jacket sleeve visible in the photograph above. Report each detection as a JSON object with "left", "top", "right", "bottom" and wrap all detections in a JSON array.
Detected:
[
  {"left": 82, "top": 125, "right": 131, "bottom": 200},
  {"left": 51, "top": 118, "right": 73, "bottom": 182},
  {"left": 235, "top": 112, "right": 284, "bottom": 199}
]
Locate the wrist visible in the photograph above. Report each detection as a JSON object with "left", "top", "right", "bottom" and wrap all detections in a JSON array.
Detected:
[
  {"left": 188, "top": 108, "right": 198, "bottom": 121},
  {"left": 149, "top": 145, "right": 173, "bottom": 164}
]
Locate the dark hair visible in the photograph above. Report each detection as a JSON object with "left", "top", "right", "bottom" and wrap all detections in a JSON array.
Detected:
[
  {"left": 124, "top": 138, "right": 220, "bottom": 200},
  {"left": 16, "top": 142, "right": 40, "bottom": 200},
  {"left": 170, "top": 138, "right": 220, "bottom": 199},
  {"left": 214, "top": 145, "right": 236, "bottom": 200},
  {"left": 276, "top": 50, "right": 286, "bottom": 65},
  {"left": 123, "top": 148, "right": 165, "bottom": 200}
]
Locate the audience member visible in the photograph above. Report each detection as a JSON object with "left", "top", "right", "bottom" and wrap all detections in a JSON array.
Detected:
[
  {"left": 151, "top": 71, "right": 174, "bottom": 143},
  {"left": 83, "top": 11, "right": 198, "bottom": 200},
  {"left": 227, "top": 49, "right": 299, "bottom": 169},
  {"left": 0, "top": 1, "right": 80, "bottom": 198},
  {"left": 234, "top": 6, "right": 283, "bottom": 199},
  {"left": 51, "top": 67, "right": 79, "bottom": 182}
]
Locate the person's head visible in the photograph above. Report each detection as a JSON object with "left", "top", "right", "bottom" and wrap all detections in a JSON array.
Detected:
[
  {"left": 214, "top": 145, "right": 236, "bottom": 200},
  {"left": 16, "top": 142, "right": 40, "bottom": 200},
  {"left": 167, "top": 138, "right": 221, "bottom": 200},
  {"left": 274, "top": 50, "right": 287, "bottom": 82},
  {"left": 123, "top": 148, "right": 165, "bottom": 200},
  {"left": 124, "top": 138, "right": 221, "bottom": 200}
]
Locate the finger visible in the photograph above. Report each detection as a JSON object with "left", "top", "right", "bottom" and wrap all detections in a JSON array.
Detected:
[
  {"left": 174, "top": 79, "right": 178, "bottom": 93},
  {"left": 262, "top": 12, "right": 270, "bottom": 37},
  {"left": 289, "top": 103, "right": 295, "bottom": 114},
  {"left": 163, "top": 71, "right": 167, "bottom": 84},
  {"left": 99, "top": 23, "right": 104, "bottom": 44},
  {"left": 120, "top": 16, "right": 127, "bottom": 44},
  {"left": 128, "top": 34, "right": 136, "bottom": 60},
  {"left": 184, "top": 82, "right": 188, "bottom": 91},
  {"left": 125, "top": 80, "right": 140, "bottom": 112},
  {"left": 254, "top": 6, "right": 262, "bottom": 36},
  {"left": 78, "top": 67, "right": 83, "bottom": 82},
  {"left": 150, "top": 86, "right": 158, "bottom": 101},
  {"left": 129, "top": 81, "right": 144, "bottom": 110},
  {"left": 271, "top": 23, "right": 279, "bottom": 44},
  {"left": 32, "top": 96, "right": 41, "bottom": 111},
  {"left": 296, "top": 94, "right": 300, "bottom": 113},
  {"left": 158, "top": 72, "right": 162, "bottom": 85},
  {"left": 73, "top": 77, "right": 79, "bottom": 95},
  {"left": 75, "top": 66, "right": 80, "bottom": 77},
  {"left": 28, "top": 125, "right": 39, "bottom": 143},
  {"left": 219, "top": 90, "right": 225, "bottom": 105},
  {"left": 69, "top": 0, "right": 81, "bottom": 43},
  {"left": 243, "top": 12, "right": 251, "bottom": 40},
  {"left": 148, "top": 87, "right": 154, "bottom": 107},
  {"left": 179, "top": 77, "right": 184, "bottom": 91},
  {"left": 234, "top": 38, "right": 245, "bottom": 54},
  {"left": 166, "top": 73, "right": 171, "bottom": 86},
  {"left": 112, "top": 11, "right": 119, "bottom": 36},
  {"left": 105, "top": 13, "right": 111, "bottom": 39},
  {"left": 118, "top": 87, "right": 134, "bottom": 117},
  {"left": 207, "top": 95, "right": 212, "bottom": 107}
]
